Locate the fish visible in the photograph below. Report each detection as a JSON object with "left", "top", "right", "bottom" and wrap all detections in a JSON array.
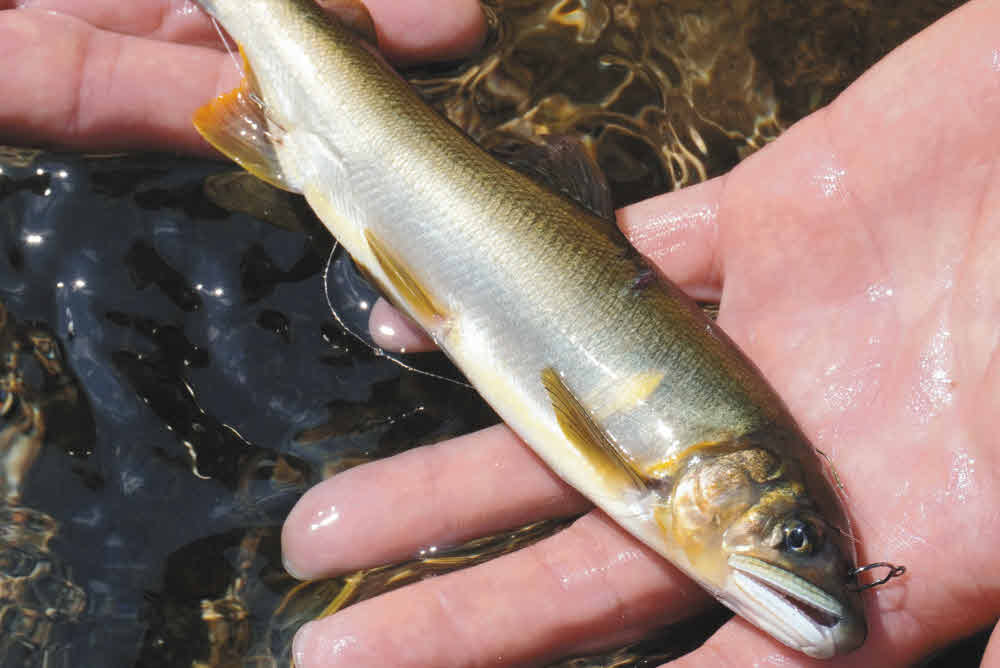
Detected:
[{"left": 190, "top": 0, "right": 867, "bottom": 658}]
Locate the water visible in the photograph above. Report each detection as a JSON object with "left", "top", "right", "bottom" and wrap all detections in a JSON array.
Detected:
[{"left": 0, "top": 150, "right": 497, "bottom": 666}]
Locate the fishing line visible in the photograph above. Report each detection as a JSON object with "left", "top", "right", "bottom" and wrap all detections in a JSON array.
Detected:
[
  {"left": 814, "top": 451, "right": 909, "bottom": 592},
  {"left": 322, "top": 243, "right": 472, "bottom": 388},
  {"left": 209, "top": 16, "right": 243, "bottom": 77},
  {"left": 813, "top": 447, "right": 862, "bottom": 551}
]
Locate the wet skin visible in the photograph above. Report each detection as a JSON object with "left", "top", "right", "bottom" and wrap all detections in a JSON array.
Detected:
[{"left": 1, "top": 0, "right": 998, "bottom": 666}]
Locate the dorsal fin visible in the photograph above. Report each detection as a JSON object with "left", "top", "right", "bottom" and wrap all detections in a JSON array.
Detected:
[{"left": 488, "top": 134, "right": 614, "bottom": 222}]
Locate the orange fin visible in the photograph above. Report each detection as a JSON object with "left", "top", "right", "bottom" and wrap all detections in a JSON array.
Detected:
[
  {"left": 541, "top": 367, "right": 648, "bottom": 491},
  {"left": 363, "top": 229, "right": 449, "bottom": 325},
  {"left": 193, "top": 47, "right": 298, "bottom": 193}
]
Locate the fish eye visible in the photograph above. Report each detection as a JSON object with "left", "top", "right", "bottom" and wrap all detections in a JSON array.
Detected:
[{"left": 784, "top": 521, "right": 817, "bottom": 554}]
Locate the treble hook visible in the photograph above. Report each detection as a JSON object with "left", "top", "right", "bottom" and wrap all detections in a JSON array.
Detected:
[{"left": 848, "top": 562, "right": 907, "bottom": 592}]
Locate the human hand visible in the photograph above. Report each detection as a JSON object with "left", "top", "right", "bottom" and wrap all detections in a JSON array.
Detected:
[
  {"left": 3, "top": 0, "right": 996, "bottom": 665},
  {"left": 0, "top": 0, "right": 485, "bottom": 152},
  {"left": 278, "top": 0, "right": 1000, "bottom": 666}
]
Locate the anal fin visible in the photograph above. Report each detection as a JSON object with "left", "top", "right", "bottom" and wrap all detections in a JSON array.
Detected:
[
  {"left": 541, "top": 367, "right": 648, "bottom": 492},
  {"left": 363, "top": 229, "right": 449, "bottom": 326},
  {"left": 489, "top": 134, "right": 613, "bottom": 222}
]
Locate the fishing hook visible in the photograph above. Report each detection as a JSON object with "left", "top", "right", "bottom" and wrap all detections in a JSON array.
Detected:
[{"left": 848, "top": 562, "right": 907, "bottom": 592}]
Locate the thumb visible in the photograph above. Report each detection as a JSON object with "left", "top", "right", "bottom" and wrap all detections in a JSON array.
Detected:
[{"left": 617, "top": 177, "right": 727, "bottom": 302}]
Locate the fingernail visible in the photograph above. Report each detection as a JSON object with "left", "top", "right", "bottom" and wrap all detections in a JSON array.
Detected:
[
  {"left": 283, "top": 552, "right": 309, "bottom": 580},
  {"left": 292, "top": 621, "right": 314, "bottom": 668}
]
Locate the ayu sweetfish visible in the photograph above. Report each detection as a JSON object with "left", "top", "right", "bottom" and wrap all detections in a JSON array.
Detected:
[{"left": 191, "top": 0, "right": 868, "bottom": 658}]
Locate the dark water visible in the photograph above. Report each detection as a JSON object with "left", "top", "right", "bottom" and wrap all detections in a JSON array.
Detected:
[
  {"left": 1, "top": 1, "right": 989, "bottom": 666},
  {"left": 0, "top": 150, "right": 498, "bottom": 666}
]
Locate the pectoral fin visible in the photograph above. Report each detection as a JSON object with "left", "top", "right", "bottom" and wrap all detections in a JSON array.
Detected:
[
  {"left": 541, "top": 367, "right": 648, "bottom": 491},
  {"left": 193, "top": 46, "right": 298, "bottom": 193}
]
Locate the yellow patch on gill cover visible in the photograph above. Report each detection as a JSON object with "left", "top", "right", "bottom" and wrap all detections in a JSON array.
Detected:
[
  {"left": 540, "top": 367, "right": 648, "bottom": 492},
  {"left": 193, "top": 46, "right": 297, "bottom": 193},
  {"left": 653, "top": 495, "right": 715, "bottom": 569},
  {"left": 642, "top": 439, "right": 729, "bottom": 481}
]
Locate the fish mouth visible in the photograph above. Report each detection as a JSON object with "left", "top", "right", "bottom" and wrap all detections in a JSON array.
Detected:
[{"left": 726, "top": 554, "right": 865, "bottom": 659}]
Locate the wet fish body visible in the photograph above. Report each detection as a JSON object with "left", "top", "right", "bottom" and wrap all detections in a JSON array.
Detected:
[{"left": 192, "top": 0, "right": 867, "bottom": 657}]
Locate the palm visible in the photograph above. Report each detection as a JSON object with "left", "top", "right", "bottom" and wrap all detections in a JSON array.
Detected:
[
  {"left": 618, "top": 18, "right": 1000, "bottom": 658},
  {"left": 0, "top": 0, "right": 482, "bottom": 151},
  {"left": 334, "top": 2, "right": 1000, "bottom": 663},
  {"left": 707, "top": 66, "right": 1000, "bottom": 661},
  {"left": 2, "top": 0, "right": 997, "bottom": 666}
]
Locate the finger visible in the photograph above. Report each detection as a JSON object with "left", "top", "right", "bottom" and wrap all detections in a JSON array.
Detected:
[
  {"left": 334, "top": 0, "right": 486, "bottom": 64},
  {"left": 0, "top": 10, "right": 235, "bottom": 153},
  {"left": 0, "top": 0, "right": 485, "bottom": 153},
  {"left": 292, "top": 511, "right": 711, "bottom": 668},
  {"left": 984, "top": 621, "right": 1000, "bottom": 668},
  {"left": 618, "top": 177, "right": 726, "bottom": 302},
  {"left": 282, "top": 424, "right": 588, "bottom": 579},
  {"left": 11, "top": 0, "right": 226, "bottom": 47},
  {"left": 664, "top": 576, "right": 978, "bottom": 668},
  {"left": 9, "top": 0, "right": 486, "bottom": 60},
  {"left": 368, "top": 297, "right": 436, "bottom": 352},
  {"left": 663, "top": 617, "right": 827, "bottom": 668}
]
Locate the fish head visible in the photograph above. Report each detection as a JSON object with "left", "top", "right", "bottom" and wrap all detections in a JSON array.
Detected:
[{"left": 661, "top": 441, "right": 866, "bottom": 658}]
